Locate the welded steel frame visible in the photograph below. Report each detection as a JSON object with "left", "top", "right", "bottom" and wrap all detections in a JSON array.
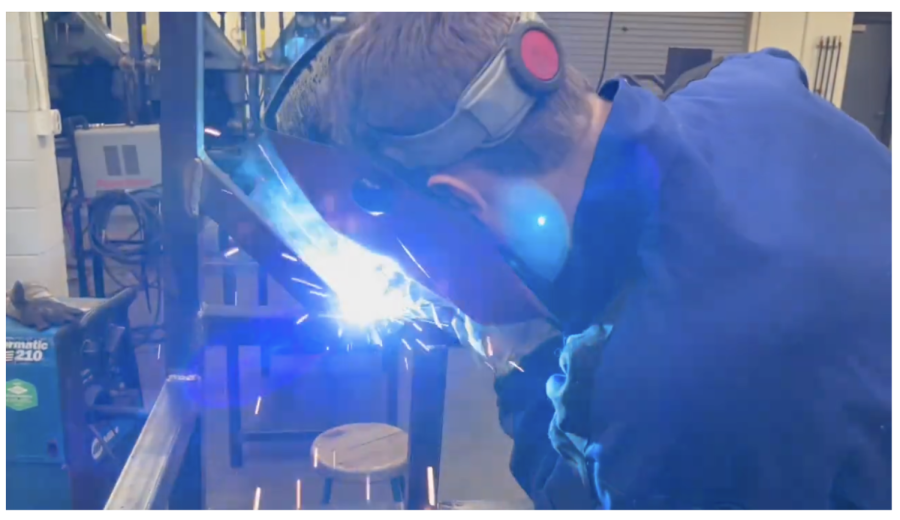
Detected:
[
  {"left": 160, "top": 12, "right": 451, "bottom": 510},
  {"left": 158, "top": 12, "right": 206, "bottom": 510},
  {"left": 105, "top": 375, "right": 202, "bottom": 510}
]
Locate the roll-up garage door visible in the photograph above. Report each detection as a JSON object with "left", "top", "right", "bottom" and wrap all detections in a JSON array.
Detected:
[{"left": 539, "top": 12, "right": 751, "bottom": 92}]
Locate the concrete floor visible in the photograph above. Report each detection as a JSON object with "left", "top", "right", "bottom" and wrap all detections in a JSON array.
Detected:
[{"left": 79, "top": 219, "right": 529, "bottom": 509}]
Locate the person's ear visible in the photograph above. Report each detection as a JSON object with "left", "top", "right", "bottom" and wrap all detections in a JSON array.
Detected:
[{"left": 427, "top": 174, "right": 488, "bottom": 215}]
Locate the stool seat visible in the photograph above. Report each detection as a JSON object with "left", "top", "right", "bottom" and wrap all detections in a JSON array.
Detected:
[{"left": 311, "top": 423, "right": 408, "bottom": 482}]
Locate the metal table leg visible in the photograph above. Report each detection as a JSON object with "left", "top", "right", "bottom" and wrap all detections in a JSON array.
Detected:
[
  {"left": 226, "top": 339, "right": 243, "bottom": 468},
  {"left": 406, "top": 347, "right": 449, "bottom": 510}
]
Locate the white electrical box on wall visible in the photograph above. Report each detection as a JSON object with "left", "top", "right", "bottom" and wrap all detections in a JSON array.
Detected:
[{"left": 74, "top": 124, "right": 161, "bottom": 198}]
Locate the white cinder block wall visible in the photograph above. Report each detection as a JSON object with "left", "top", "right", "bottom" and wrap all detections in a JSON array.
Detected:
[{"left": 6, "top": 12, "right": 68, "bottom": 295}]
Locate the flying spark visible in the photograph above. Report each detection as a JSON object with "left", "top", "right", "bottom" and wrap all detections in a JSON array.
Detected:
[
  {"left": 221, "top": 188, "right": 233, "bottom": 195},
  {"left": 291, "top": 277, "right": 322, "bottom": 290},
  {"left": 404, "top": 357, "right": 409, "bottom": 371},
  {"left": 254, "top": 396, "right": 262, "bottom": 415},
  {"left": 509, "top": 361, "right": 525, "bottom": 373},
  {"left": 415, "top": 338, "right": 429, "bottom": 350},
  {"left": 337, "top": 327, "right": 343, "bottom": 338},
  {"left": 401, "top": 339, "right": 412, "bottom": 350},
  {"left": 253, "top": 487, "right": 261, "bottom": 510},
  {"left": 398, "top": 239, "right": 430, "bottom": 279},
  {"left": 313, "top": 447, "right": 319, "bottom": 468},
  {"left": 486, "top": 337, "right": 494, "bottom": 357},
  {"left": 427, "top": 466, "right": 436, "bottom": 507},
  {"left": 309, "top": 290, "right": 329, "bottom": 298},
  {"left": 366, "top": 475, "right": 371, "bottom": 502},
  {"left": 281, "top": 252, "right": 299, "bottom": 262},
  {"left": 295, "top": 480, "right": 302, "bottom": 510},
  {"left": 411, "top": 322, "right": 423, "bottom": 332},
  {"left": 224, "top": 247, "right": 240, "bottom": 258},
  {"left": 157, "top": 344, "right": 161, "bottom": 360},
  {"left": 258, "top": 142, "right": 290, "bottom": 193},
  {"left": 431, "top": 306, "right": 443, "bottom": 329},
  {"left": 296, "top": 314, "right": 309, "bottom": 325}
]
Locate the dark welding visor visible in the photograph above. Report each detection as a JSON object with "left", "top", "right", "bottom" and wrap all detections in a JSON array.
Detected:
[{"left": 259, "top": 16, "right": 565, "bottom": 326}]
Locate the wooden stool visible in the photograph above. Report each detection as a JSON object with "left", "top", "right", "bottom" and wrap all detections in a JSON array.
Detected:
[{"left": 311, "top": 423, "right": 408, "bottom": 506}]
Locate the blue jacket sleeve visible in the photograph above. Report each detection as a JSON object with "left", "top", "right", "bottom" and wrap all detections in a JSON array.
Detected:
[{"left": 493, "top": 338, "right": 599, "bottom": 509}]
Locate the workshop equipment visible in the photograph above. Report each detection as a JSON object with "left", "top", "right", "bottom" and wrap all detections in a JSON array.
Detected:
[
  {"left": 74, "top": 123, "right": 161, "bottom": 198},
  {"left": 6, "top": 290, "right": 143, "bottom": 510}
]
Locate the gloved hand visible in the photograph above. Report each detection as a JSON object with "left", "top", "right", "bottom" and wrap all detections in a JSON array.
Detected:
[
  {"left": 450, "top": 309, "right": 560, "bottom": 377},
  {"left": 547, "top": 324, "right": 608, "bottom": 488},
  {"left": 6, "top": 281, "right": 84, "bottom": 331}
]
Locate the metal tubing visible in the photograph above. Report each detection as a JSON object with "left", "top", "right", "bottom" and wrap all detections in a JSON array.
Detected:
[
  {"left": 406, "top": 346, "right": 449, "bottom": 509},
  {"left": 226, "top": 336, "right": 243, "bottom": 468},
  {"left": 218, "top": 226, "right": 238, "bottom": 306},
  {"left": 822, "top": 37, "right": 837, "bottom": 98},
  {"left": 259, "top": 12, "right": 267, "bottom": 61},
  {"left": 198, "top": 162, "right": 330, "bottom": 314},
  {"left": 105, "top": 375, "right": 202, "bottom": 510},
  {"left": 199, "top": 303, "right": 320, "bottom": 347},
  {"left": 126, "top": 12, "right": 145, "bottom": 123},
  {"left": 72, "top": 199, "right": 89, "bottom": 297},
  {"left": 159, "top": 12, "right": 204, "bottom": 374},
  {"left": 278, "top": 13, "right": 286, "bottom": 58},
  {"left": 169, "top": 415, "right": 204, "bottom": 509},
  {"left": 812, "top": 37, "right": 827, "bottom": 95},
  {"left": 245, "top": 12, "right": 262, "bottom": 135},
  {"left": 258, "top": 266, "right": 272, "bottom": 377},
  {"left": 829, "top": 37, "right": 843, "bottom": 103}
]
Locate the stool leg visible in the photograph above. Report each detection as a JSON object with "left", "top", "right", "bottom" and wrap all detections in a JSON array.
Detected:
[
  {"left": 391, "top": 476, "right": 405, "bottom": 505},
  {"left": 322, "top": 478, "right": 334, "bottom": 505}
]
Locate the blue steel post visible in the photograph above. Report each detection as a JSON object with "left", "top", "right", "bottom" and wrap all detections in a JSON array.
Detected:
[
  {"left": 159, "top": 12, "right": 205, "bottom": 509},
  {"left": 406, "top": 346, "right": 449, "bottom": 509}
]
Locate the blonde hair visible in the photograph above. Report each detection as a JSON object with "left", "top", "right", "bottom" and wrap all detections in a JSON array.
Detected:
[{"left": 323, "top": 13, "right": 594, "bottom": 175}]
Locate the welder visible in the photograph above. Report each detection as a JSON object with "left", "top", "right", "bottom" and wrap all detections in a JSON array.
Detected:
[{"left": 271, "top": 13, "right": 891, "bottom": 510}]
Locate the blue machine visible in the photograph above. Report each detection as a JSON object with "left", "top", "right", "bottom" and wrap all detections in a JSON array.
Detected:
[{"left": 6, "top": 291, "right": 143, "bottom": 510}]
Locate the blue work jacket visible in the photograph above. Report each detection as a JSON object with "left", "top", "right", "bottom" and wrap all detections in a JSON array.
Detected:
[{"left": 495, "top": 48, "right": 892, "bottom": 510}]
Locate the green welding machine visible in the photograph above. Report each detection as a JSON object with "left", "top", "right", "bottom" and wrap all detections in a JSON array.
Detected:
[{"left": 6, "top": 290, "right": 145, "bottom": 510}]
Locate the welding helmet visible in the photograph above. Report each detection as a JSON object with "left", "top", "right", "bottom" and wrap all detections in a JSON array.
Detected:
[{"left": 261, "top": 14, "right": 568, "bottom": 327}]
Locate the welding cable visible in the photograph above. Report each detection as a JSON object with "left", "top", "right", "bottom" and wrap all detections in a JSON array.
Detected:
[
  {"left": 88, "top": 187, "right": 162, "bottom": 266},
  {"left": 87, "top": 187, "right": 164, "bottom": 335}
]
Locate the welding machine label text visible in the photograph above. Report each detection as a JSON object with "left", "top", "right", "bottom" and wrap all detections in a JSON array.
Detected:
[{"left": 6, "top": 339, "right": 50, "bottom": 364}]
